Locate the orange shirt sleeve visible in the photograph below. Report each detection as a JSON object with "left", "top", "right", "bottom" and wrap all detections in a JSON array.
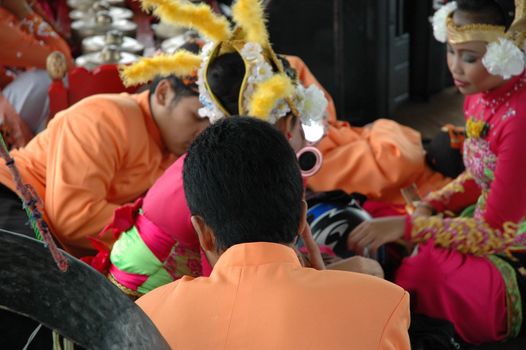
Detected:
[
  {"left": 44, "top": 99, "right": 128, "bottom": 250},
  {"left": 308, "top": 119, "right": 427, "bottom": 200}
]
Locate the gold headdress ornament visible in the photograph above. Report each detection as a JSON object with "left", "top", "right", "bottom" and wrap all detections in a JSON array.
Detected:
[
  {"left": 432, "top": 0, "right": 526, "bottom": 79},
  {"left": 121, "top": 0, "right": 328, "bottom": 127}
]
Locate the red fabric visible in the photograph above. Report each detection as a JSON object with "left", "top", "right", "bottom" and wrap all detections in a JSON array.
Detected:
[
  {"left": 363, "top": 200, "right": 406, "bottom": 218},
  {"left": 398, "top": 72, "right": 526, "bottom": 344},
  {"left": 99, "top": 198, "right": 143, "bottom": 240},
  {"left": 80, "top": 237, "right": 111, "bottom": 274},
  {"left": 426, "top": 173, "right": 481, "bottom": 214},
  {"left": 466, "top": 75, "right": 526, "bottom": 230},
  {"left": 396, "top": 241, "right": 507, "bottom": 344},
  {"left": 49, "top": 65, "right": 140, "bottom": 119}
]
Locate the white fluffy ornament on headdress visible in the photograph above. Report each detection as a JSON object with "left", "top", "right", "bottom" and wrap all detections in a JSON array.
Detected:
[
  {"left": 482, "top": 38, "right": 526, "bottom": 79},
  {"left": 431, "top": 1, "right": 458, "bottom": 43}
]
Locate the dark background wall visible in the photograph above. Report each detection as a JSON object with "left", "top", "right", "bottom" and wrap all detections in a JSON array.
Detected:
[{"left": 266, "top": 0, "right": 451, "bottom": 125}]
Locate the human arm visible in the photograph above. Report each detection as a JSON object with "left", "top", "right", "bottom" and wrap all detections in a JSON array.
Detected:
[
  {"left": 44, "top": 100, "right": 127, "bottom": 252},
  {"left": 327, "top": 256, "right": 384, "bottom": 278},
  {"left": 421, "top": 171, "right": 481, "bottom": 215},
  {"left": 308, "top": 119, "right": 438, "bottom": 202},
  {"left": 298, "top": 224, "right": 325, "bottom": 270}
]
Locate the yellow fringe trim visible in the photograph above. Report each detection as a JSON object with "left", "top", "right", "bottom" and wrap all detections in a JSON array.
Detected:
[
  {"left": 108, "top": 273, "right": 143, "bottom": 300},
  {"left": 411, "top": 216, "right": 518, "bottom": 256},
  {"left": 249, "top": 74, "right": 293, "bottom": 120},
  {"left": 424, "top": 171, "right": 472, "bottom": 204},
  {"left": 119, "top": 50, "right": 201, "bottom": 86},
  {"left": 232, "top": 0, "right": 269, "bottom": 47},
  {"left": 141, "top": 0, "right": 232, "bottom": 42}
]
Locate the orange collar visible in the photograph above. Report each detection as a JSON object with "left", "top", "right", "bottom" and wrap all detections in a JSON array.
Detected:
[{"left": 212, "top": 242, "right": 301, "bottom": 274}]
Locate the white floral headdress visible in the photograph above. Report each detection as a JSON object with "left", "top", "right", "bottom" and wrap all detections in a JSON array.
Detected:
[
  {"left": 120, "top": 0, "right": 328, "bottom": 130},
  {"left": 431, "top": 0, "right": 526, "bottom": 79}
]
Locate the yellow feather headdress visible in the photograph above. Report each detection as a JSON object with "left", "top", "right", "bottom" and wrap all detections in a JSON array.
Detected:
[
  {"left": 249, "top": 74, "right": 293, "bottom": 121},
  {"left": 231, "top": 0, "right": 269, "bottom": 47},
  {"left": 121, "top": 0, "right": 327, "bottom": 127},
  {"left": 141, "top": 0, "right": 232, "bottom": 42},
  {"left": 120, "top": 50, "right": 201, "bottom": 87}
]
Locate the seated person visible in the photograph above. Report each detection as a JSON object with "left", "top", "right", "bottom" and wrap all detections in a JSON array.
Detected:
[
  {"left": 0, "top": 66, "right": 208, "bottom": 258},
  {"left": 86, "top": 0, "right": 381, "bottom": 297},
  {"left": 136, "top": 116, "right": 411, "bottom": 350},
  {"left": 285, "top": 56, "right": 451, "bottom": 205},
  {"left": 348, "top": 0, "right": 526, "bottom": 344}
]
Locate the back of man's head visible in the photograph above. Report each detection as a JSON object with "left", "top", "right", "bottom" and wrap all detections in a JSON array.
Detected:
[{"left": 183, "top": 117, "right": 304, "bottom": 252}]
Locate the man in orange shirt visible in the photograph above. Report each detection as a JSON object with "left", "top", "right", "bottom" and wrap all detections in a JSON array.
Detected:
[
  {"left": 0, "top": 74, "right": 208, "bottom": 258},
  {"left": 137, "top": 117, "right": 411, "bottom": 349}
]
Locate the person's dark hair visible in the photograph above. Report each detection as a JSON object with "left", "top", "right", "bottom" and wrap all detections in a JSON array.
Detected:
[
  {"left": 148, "top": 41, "right": 201, "bottom": 103},
  {"left": 183, "top": 117, "right": 304, "bottom": 251},
  {"left": 456, "top": 0, "right": 515, "bottom": 28},
  {"left": 206, "top": 52, "right": 299, "bottom": 116},
  {"left": 148, "top": 75, "right": 198, "bottom": 104}
]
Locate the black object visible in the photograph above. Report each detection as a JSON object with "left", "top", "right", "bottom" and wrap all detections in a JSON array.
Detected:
[
  {"left": 0, "top": 230, "right": 170, "bottom": 350},
  {"left": 407, "top": 0, "right": 452, "bottom": 100},
  {"left": 409, "top": 314, "right": 462, "bottom": 350},
  {"left": 424, "top": 130, "right": 465, "bottom": 178},
  {"left": 267, "top": 0, "right": 410, "bottom": 125},
  {"left": 0, "top": 184, "right": 35, "bottom": 238},
  {"left": 298, "top": 150, "right": 317, "bottom": 171},
  {"left": 305, "top": 190, "right": 377, "bottom": 259}
]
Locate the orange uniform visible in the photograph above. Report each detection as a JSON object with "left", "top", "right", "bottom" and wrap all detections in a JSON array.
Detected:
[
  {"left": 137, "top": 242, "right": 411, "bottom": 350},
  {"left": 286, "top": 55, "right": 450, "bottom": 203},
  {"left": 0, "top": 92, "right": 175, "bottom": 257}
]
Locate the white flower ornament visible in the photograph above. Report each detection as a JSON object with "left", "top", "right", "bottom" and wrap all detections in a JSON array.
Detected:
[
  {"left": 299, "top": 85, "right": 328, "bottom": 126},
  {"left": 482, "top": 38, "right": 526, "bottom": 79},
  {"left": 431, "top": 1, "right": 458, "bottom": 43},
  {"left": 197, "top": 41, "right": 226, "bottom": 123},
  {"left": 296, "top": 85, "right": 328, "bottom": 143}
]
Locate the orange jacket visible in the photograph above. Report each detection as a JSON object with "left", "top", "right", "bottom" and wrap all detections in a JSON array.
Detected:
[
  {"left": 137, "top": 242, "right": 411, "bottom": 350},
  {"left": 309, "top": 119, "right": 450, "bottom": 203},
  {"left": 285, "top": 55, "right": 449, "bottom": 203},
  {"left": 0, "top": 92, "right": 175, "bottom": 257}
]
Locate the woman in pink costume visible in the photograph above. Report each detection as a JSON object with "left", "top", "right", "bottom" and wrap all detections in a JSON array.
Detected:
[{"left": 348, "top": 0, "right": 526, "bottom": 344}]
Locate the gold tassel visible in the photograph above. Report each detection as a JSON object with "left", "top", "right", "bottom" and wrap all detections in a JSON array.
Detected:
[
  {"left": 249, "top": 74, "right": 293, "bottom": 119},
  {"left": 141, "top": 0, "right": 232, "bottom": 42},
  {"left": 232, "top": 0, "right": 269, "bottom": 46},
  {"left": 120, "top": 50, "right": 202, "bottom": 87}
]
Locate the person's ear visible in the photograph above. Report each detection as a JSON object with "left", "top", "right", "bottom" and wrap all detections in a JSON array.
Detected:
[
  {"left": 191, "top": 215, "right": 216, "bottom": 252},
  {"left": 298, "top": 200, "right": 308, "bottom": 235},
  {"left": 153, "top": 79, "right": 175, "bottom": 107}
]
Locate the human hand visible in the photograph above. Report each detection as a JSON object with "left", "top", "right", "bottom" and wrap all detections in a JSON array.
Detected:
[
  {"left": 299, "top": 224, "right": 325, "bottom": 270},
  {"left": 347, "top": 216, "right": 406, "bottom": 254},
  {"left": 328, "top": 256, "right": 384, "bottom": 279},
  {"left": 412, "top": 203, "right": 433, "bottom": 218}
]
